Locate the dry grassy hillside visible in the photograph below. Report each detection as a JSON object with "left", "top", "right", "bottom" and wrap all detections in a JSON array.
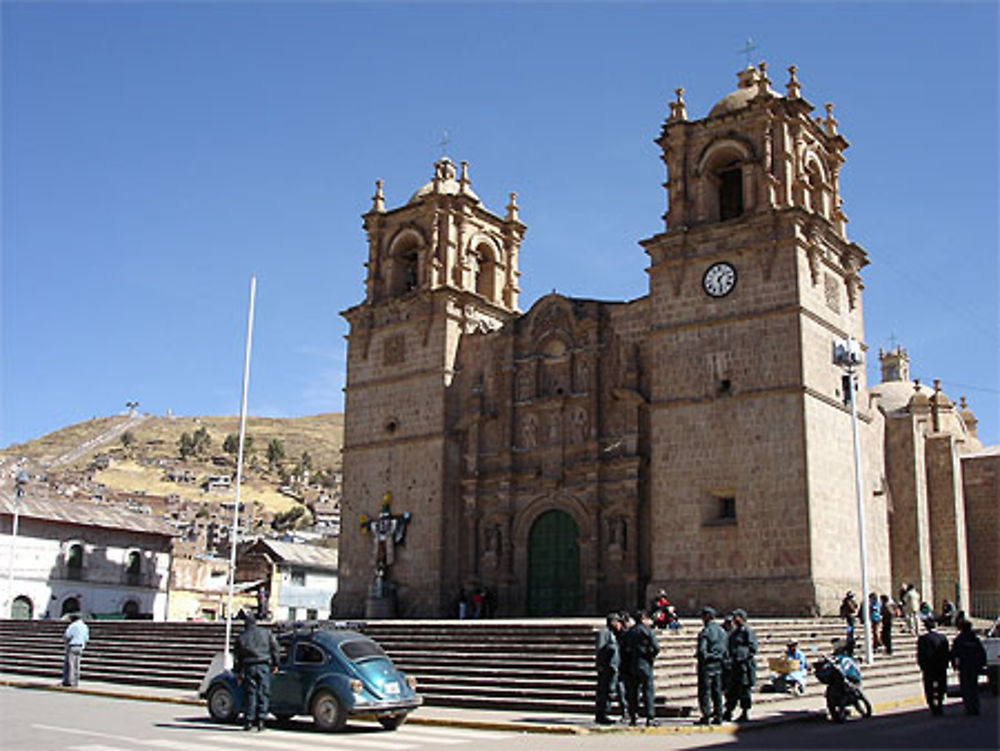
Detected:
[{"left": 2, "top": 413, "right": 344, "bottom": 514}]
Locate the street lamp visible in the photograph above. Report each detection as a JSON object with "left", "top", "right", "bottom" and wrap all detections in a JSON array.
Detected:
[
  {"left": 833, "top": 337, "right": 873, "bottom": 666},
  {"left": 5, "top": 471, "right": 28, "bottom": 618}
]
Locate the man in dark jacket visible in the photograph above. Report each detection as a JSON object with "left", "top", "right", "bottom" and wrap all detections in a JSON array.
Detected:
[
  {"left": 916, "top": 616, "right": 949, "bottom": 715},
  {"left": 723, "top": 608, "right": 758, "bottom": 722},
  {"left": 235, "top": 613, "right": 280, "bottom": 731},
  {"left": 950, "top": 619, "right": 987, "bottom": 716},
  {"left": 880, "top": 593, "right": 894, "bottom": 655},
  {"left": 623, "top": 610, "right": 660, "bottom": 726},
  {"left": 695, "top": 606, "right": 727, "bottom": 725},
  {"left": 594, "top": 612, "right": 623, "bottom": 724}
]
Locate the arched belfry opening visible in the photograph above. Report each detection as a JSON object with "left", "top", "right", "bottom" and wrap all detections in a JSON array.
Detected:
[
  {"left": 387, "top": 234, "right": 422, "bottom": 298},
  {"left": 718, "top": 162, "right": 744, "bottom": 220},
  {"left": 473, "top": 242, "right": 497, "bottom": 302}
]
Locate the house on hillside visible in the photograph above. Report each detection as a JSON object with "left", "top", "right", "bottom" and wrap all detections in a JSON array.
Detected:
[
  {"left": 237, "top": 539, "right": 338, "bottom": 621},
  {"left": 0, "top": 493, "right": 174, "bottom": 620},
  {"left": 167, "top": 554, "right": 258, "bottom": 621}
]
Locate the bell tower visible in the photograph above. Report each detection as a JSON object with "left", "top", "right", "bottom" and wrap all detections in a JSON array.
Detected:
[
  {"left": 339, "top": 157, "right": 525, "bottom": 616},
  {"left": 639, "top": 64, "right": 887, "bottom": 614}
]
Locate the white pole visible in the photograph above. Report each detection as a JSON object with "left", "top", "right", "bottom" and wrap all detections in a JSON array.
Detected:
[
  {"left": 224, "top": 275, "right": 256, "bottom": 668},
  {"left": 5, "top": 476, "right": 25, "bottom": 618},
  {"left": 847, "top": 341, "right": 873, "bottom": 666}
]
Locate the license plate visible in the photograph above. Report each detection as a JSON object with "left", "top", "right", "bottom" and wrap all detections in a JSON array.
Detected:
[{"left": 383, "top": 681, "right": 400, "bottom": 695}]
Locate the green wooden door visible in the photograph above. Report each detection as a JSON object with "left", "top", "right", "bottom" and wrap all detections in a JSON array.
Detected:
[
  {"left": 527, "top": 510, "right": 580, "bottom": 615},
  {"left": 11, "top": 596, "right": 32, "bottom": 620}
]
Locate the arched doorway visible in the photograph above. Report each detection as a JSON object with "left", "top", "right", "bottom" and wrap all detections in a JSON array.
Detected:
[
  {"left": 11, "top": 595, "right": 33, "bottom": 620},
  {"left": 61, "top": 597, "right": 81, "bottom": 617},
  {"left": 122, "top": 600, "right": 140, "bottom": 619},
  {"left": 527, "top": 509, "right": 580, "bottom": 615}
]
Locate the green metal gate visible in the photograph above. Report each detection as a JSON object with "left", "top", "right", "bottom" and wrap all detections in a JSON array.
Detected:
[{"left": 527, "top": 509, "right": 580, "bottom": 615}]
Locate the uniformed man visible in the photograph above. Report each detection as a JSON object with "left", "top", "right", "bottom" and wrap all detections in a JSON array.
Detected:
[
  {"left": 594, "top": 612, "right": 623, "bottom": 724},
  {"left": 695, "top": 606, "right": 727, "bottom": 725},
  {"left": 614, "top": 611, "right": 633, "bottom": 722},
  {"left": 950, "top": 619, "right": 987, "bottom": 716},
  {"left": 916, "top": 616, "right": 949, "bottom": 715},
  {"left": 623, "top": 609, "right": 660, "bottom": 727},
  {"left": 235, "top": 613, "right": 280, "bottom": 731},
  {"left": 723, "top": 608, "right": 758, "bottom": 722}
]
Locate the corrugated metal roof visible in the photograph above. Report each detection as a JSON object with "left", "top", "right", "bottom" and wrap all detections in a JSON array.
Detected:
[
  {"left": 0, "top": 492, "right": 176, "bottom": 537},
  {"left": 257, "top": 539, "right": 338, "bottom": 570}
]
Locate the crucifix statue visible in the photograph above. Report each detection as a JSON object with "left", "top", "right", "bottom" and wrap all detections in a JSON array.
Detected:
[{"left": 360, "top": 491, "right": 412, "bottom": 578}]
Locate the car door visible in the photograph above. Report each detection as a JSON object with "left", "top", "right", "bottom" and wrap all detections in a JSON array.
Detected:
[
  {"left": 290, "top": 640, "right": 328, "bottom": 708},
  {"left": 269, "top": 638, "right": 299, "bottom": 714}
]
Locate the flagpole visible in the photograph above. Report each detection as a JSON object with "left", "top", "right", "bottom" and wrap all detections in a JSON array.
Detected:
[{"left": 225, "top": 275, "right": 256, "bottom": 669}]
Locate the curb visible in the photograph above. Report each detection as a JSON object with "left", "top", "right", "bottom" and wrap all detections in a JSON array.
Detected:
[{"left": 0, "top": 678, "right": 926, "bottom": 736}]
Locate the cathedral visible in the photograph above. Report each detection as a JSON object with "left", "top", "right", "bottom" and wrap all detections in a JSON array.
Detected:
[{"left": 337, "top": 64, "right": 997, "bottom": 618}]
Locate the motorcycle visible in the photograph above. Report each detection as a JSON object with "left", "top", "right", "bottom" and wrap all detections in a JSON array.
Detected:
[{"left": 813, "top": 645, "right": 872, "bottom": 723}]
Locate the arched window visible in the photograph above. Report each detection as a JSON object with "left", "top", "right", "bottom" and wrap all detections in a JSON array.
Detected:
[
  {"left": 718, "top": 162, "right": 744, "bottom": 220},
  {"left": 61, "top": 596, "right": 81, "bottom": 616},
  {"left": 126, "top": 550, "right": 142, "bottom": 586},
  {"left": 66, "top": 544, "right": 84, "bottom": 580},
  {"left": 122, "top": 600, "right": 140, "bottom": 619},
  {"left": 473, "top": 243, "right": 496, "bottom": 301},
  {"left": 11, "top": 595, "right": 33, "bottom": 620},
  {"left": 388, "top": 234, "right": 422, "bottom": 297}
]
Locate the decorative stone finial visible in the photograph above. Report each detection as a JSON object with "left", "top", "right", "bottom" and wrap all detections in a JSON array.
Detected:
[
  {"left": 914, "top": 379, "right": 921, "bottom": 391},
  {"left": 505, "top": 191, "right": 520, "bottom": 223},
  {"left": 786, "top": 65, "right": 801, "bottom": 99},
  {"left": 824, "top": 102, "right": 839, "bottom": 135},
  {"left": 933, "top": 378, "right": 941, "bottom": 393},
  {"left": 960, "top": 396, "right": 968, "bottom": 410},
  {"left": 371, "top": 179, "right": 386, "bottom": 214},
  {"left": 668, "top": 87, "right": 688, "bottom": 122},
  {"left": 755, "top": 61, "right": 772, "bottom": 97},
  {"left": 460, "top": 160, "right": 470, "bottom": 187}
]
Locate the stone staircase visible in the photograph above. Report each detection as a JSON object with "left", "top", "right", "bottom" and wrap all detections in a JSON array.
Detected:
[{"left": 0, "top": 617, "right": 929, "bottom": 716}]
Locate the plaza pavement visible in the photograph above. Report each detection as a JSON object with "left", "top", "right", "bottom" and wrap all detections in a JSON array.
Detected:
[{"left": 0, "top": 669, "right": 943, "bottom": 736}]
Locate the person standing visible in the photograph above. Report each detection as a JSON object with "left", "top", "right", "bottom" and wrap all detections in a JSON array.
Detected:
[
  {"left": 623, "top": 610, "right": 660, "bottom": 726},
  {"left": 880, "top": 594, "right": 895, "bottom": 655},
  {"left": 724, "top": 608, "right": 758, "bottom": 722},
  {"left": 62, "top": 613, "right": 89, "bottom": 687},
  {"left": 234, "top": 613, "right": 280, "bottom": 731},
  {"left": 916, "top": 616, "right": 949, "bottom": 716},
  {"left": 950, "top": 619, "right": 987, "bottom": 716},
  {"left": 839, "top": 591, "right": 859, "bottom": 645},
  {"left": 594, "top": 613, "right": 623, "bottom": 724},
  {"left": 614, "top": 611, "right": 633, "bottom": 723},
  {"left": 695, "top": 606, "right": 727, "bottom": 725},
  {"left": 868, "top": 592, "right": 883, "bottom": 650},
  {"left": 904, "top": 584, "right": 921, "bottom": 635}
]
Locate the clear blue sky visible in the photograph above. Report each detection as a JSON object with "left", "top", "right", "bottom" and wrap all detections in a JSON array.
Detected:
[{"left": 3, "top": 2, "right": 997, "bottom": 448}]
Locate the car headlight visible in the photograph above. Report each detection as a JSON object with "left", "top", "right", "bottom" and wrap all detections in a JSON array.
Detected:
[
  {"left": 350, "top": 679, "right": 363, "bottom": 694},
  {"left": 405, "top": 675, "right": 418, "bottom": 690}
]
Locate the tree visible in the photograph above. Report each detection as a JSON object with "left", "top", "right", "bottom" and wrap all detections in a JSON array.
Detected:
[
  {"left": 178, "top": 432, "right": 195, "bottom": 460},
  {"left": 179, "top": 426, "right": 212, "bottom": 460},
  {"left": 121, "top": 431, "right": 135, "bottom": 449},
  {"left": 267, "top": 438, "right": 285, "bottom": 469},
  {"left": 223, "top": 433, "right": 254, "bottom": 457}
]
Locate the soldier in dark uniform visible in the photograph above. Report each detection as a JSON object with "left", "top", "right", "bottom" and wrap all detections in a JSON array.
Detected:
[
  {"left": 695, "top": 606, "right": 727, "bottom": 725},
  {"left": 723, "top": 608, "right": 758, "bottom": 722},
  {"left": 235, "top": 613, "right": 280, "bottom": 731},
  {"left": 950, "top": 618, "right": 987, "bottom": 716},
  {"left": 624, "top": 609, "right": 660, "bottom": 726},
  {"left": 594, "top": 612, "right": 623, "bottom": 724},
  {"left": 916, "top": 616, "right": 949, "bottom": 715}
]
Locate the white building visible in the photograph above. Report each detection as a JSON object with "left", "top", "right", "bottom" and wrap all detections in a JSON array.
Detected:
[
  {"left": 0, "top": 493, "right": 174, "bottom": 620},
  {"left": 238, "top": 539, "right": 338, "bottom": 621}
]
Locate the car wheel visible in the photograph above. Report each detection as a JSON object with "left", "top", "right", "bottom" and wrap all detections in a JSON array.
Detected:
[
  {"left": 207, "top": 685, "right": 237, "bottom": 723},
  {"left": 311, "top": 690, "right": 347, "bottom": 732},
  {"left": 378, "top": 715, "right": 406, "bottom": 731}
]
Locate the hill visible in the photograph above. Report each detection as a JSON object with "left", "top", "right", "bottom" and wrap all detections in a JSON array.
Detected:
[{"left": 2, "top": 413, "right": 344, "bottom": 514}]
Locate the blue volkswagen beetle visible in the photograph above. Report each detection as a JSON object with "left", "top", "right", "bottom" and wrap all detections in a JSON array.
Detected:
[{"left": 201, "top": 625, "right": 421, "bottom": 731}]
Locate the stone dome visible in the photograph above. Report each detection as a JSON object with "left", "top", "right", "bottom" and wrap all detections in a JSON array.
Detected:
[
  {"left": 409, "top": 157, "right": 481, "bottom": 205},
  {"left": 708, "top": 66, "right": 778, "bottom": 118},
  {"left": 870, "top": 380, "right": 933, "bottom": 414}
]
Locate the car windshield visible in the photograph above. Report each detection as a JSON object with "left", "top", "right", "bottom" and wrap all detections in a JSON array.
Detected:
[{"left": 340, "top": 637, "right": 388, "bottom": 662}]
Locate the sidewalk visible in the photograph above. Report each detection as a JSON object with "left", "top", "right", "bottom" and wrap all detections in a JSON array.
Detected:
[{"left": 0, "top": 670, "right": 927, "bottom": 735}]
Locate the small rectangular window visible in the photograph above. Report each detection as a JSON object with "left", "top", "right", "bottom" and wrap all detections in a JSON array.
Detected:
[
  {"left": 290, "top": 568, "right": 306, "bottom": 586},
  {"left": 719, "top": 497, "right": 736, "bottom": 520}
]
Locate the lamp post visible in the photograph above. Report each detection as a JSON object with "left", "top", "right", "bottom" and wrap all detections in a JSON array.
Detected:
[
  {"left": 834, "top": 337, "right": 873, "bottom": 666},
  {"left": 5, "top": 471, "right": 28, "bottom": 618}
]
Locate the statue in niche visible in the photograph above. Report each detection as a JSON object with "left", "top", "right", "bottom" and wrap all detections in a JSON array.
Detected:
[
  {"left": 608, "top": 516, "right": 627, "bottom": 551},
  {"left": 521, "top": 414, "right": 538, "bottom": 449},
  {"left": 483, "top": 525, "right": 502, "bottom": 558},
  {"left": 568, "top": 407, "right": 589, "bottom": 443},
  {"left": 547, "top": 413, "right": 561, "bottom": 445},
  {"left": 360, "top": 492, "right": 412, "bottom": 572},
  {"left": 518, "top": 369, "right": 534, "bottom": 401},
  {"left": 574, "top": 357, "right": 590, "bottom": 393}
]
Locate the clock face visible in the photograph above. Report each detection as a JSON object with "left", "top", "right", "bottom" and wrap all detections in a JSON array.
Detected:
[{"left": 703, "top": 261, "right": 737, "bottom": 298}]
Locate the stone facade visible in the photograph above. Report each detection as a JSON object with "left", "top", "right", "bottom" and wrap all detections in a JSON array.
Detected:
[{"left": 338, "top": 65, "right": 993, "bottom": 618}]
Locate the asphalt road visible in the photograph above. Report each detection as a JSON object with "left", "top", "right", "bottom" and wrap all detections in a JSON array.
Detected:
[{"left": 0, "top": 686, "right": 996, "bottom": 751}]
